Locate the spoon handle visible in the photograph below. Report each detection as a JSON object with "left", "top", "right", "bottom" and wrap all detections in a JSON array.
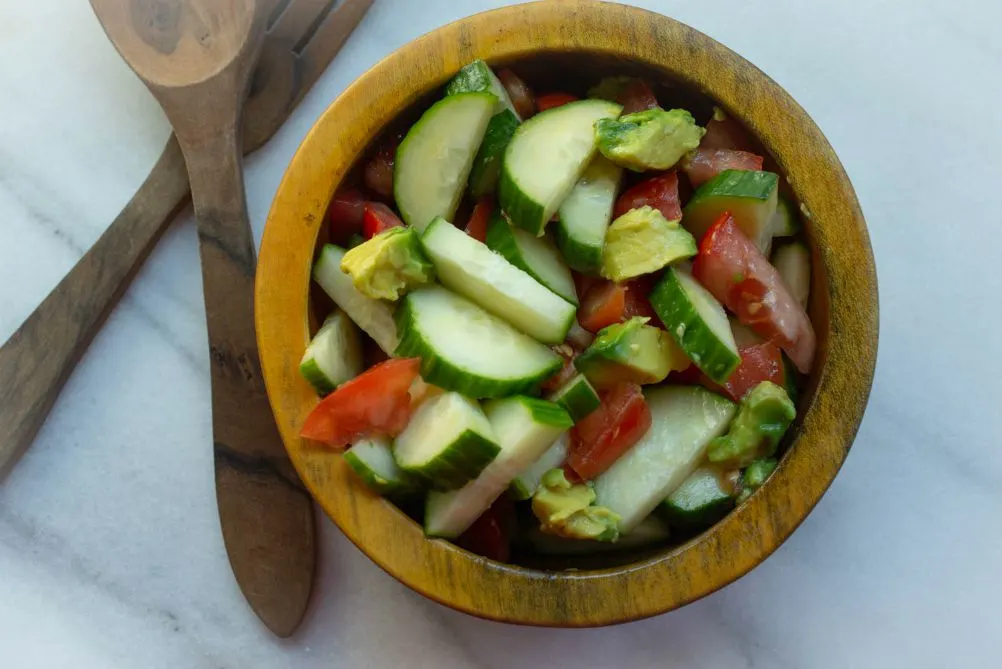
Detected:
[
  {"left": 179, "top": 121, "right": 315, "bottom": 638},
  {"left": 0, "top": 137, "right": 189, "bottom": 477}
]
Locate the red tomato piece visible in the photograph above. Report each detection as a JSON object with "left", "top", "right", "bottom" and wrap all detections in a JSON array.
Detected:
[
  {"left": 568, "top": 383, "right": 652, "bottom": 480},
  {"left": 464, "top": 196, "right": 493, "bottom": 243},
  {"left": 498, "top": 68, "right": 536, "bottom": 119},
  {"left": 693, "top": 213, "right": 816, "bottom": 373},
  {"left": 617, "top": 79, "right": 660, "bottom": 114},
  {"left": 719, "top": 341, "right": 784, "bottom": 401},
  {"left": 362, "top": 201, "right": 404, "bottom": 239},
  {"left": 700, "top": 115, "right": 757, "bottom": 153},
  {"left": 328, "top": 188, "right": 365, "bottom": 244},
  {"left": 536, "top": 92, "right": 579, "bottom": 112},
  {"left": 457, "top": 497, "right": 512, "bottom": 562},
  {"left": 683, "top": 148, "right": 764, "bottom": 187},
  {"left": 578, "top": 281, "right": 627, "bottom": 333},
  {"left": 622, "top": 277, "right": 661, "bottom": 325},
  {"left": 572, "top": 272, "right": 600, "bottom": 300},
  {"left": 613, "top": 171, "right": 682, "bottom": 222},
  {"left": 300, "top": 358, "right": 421, "bottom": 449}
]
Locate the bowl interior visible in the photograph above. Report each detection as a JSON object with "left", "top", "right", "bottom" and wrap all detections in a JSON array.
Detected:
[
  {"left": 306, "top": 51, "right": 831, "bottom": 570},
  {"left": 257, "top": 0, "right": 875, "bottom": 626}
]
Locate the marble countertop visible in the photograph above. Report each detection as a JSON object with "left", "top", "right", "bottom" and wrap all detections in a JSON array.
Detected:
[{"left": 2, "top": 0, "right": 1000, "bottom": 666}]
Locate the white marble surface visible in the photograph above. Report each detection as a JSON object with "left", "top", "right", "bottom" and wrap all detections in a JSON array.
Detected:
[{"left": 2, "top": 0, "right": 1000, "bottom": 666}]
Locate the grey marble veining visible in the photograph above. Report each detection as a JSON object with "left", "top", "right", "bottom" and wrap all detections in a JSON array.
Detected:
[{"left": 2, "top": 0, "right": 1001, "bottom": 667}]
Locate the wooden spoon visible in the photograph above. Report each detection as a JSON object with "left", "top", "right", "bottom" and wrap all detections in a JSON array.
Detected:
[
  {"left": 0, "top": 0, "right": 372, "bottom": 479},
  {"left": 88, "top": 0, "right": 311, "bottom": 637}
]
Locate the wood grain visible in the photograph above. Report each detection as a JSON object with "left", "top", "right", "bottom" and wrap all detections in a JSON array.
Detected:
[
  {"left": 256, "top": 0, "right": 878, "bottom": 626},
  {"left": 0, "top": 0, "right": 372, "bottom": 479},
  {"left": 90, "top": 0, "right": 314, "bottom": 638}
]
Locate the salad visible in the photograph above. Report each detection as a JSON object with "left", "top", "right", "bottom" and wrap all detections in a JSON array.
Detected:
[{"left": 298, "top": 60, "right": 815, "bottom": 562}]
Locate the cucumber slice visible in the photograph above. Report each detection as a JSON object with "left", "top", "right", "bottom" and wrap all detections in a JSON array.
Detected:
[
  {"left": 344, "top": 437, "right": 416, "bottom": 496},
  {"left": 593, "top": 386, "right": 736, "bottom": 532},
  {"left": 420, "top": 217, "right": 576, "bottom": 344},
  {"left": 392, "top": 391, "right": 500, "bottom": 490},
  {"left": 299, "top": 309, "right": 363, "bottom": 395},
  {"left": 486, "top": 210, "right": 578, "bottom": 305},
  {"left": 555, "top": 155, "right": 622, "bottom": 273},
  {"left": 649, "top": 266, "right": 740, "bottom": 384},
  {"left": 394, "top": 92, "right": 497, "bottom": 232},
  {"left": 771, "top": 196, "right": 799, "bottom": 237},
  {"left": 499, "top": 99, "right": 622, "bottom": 235},
  {"left": 445, "top": 59, "right": 521, "bottom": 119},
  {"left": 547, "top": 374, "right": 600, "bottom": 422},
  {"left": 394, "top": 286, "right": 562, "bottom": 398},
  {"left": 683, "top": 170, "right": 779, "bottom": 252},
  {"left": 313, "top": 245, "right": 398, "bottom": 354},
  {"left": 425, "top": 396, "right": 572, "bottom": 537},
  {"left": 772, "top": 242, "right": 811, "bottom": 308},
  {"left": 468, "top": 110, "right": 520, "bottom": 198},
  {"left": 527, "top": 514, "right": 670, "bottom": 555},
  {"left": 658, "top": 466, "right": 736, "bottom": 530},
  {"left": 510, "top": 434, "right": 569, "bottom": 500}
]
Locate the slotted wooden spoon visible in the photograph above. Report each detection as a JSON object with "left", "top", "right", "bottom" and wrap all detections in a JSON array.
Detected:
[{"left": 86, "top": 0, "right": 316, "bottom": 637}]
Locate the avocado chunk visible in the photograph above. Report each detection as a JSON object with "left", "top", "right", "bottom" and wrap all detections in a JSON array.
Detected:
[
  {"left": 575, "top": 317, "right": 689, "bottom": 388},
  {"left": 587, "top": 75, "right": 636, "bottom": 102},
  {"left": 737, "top": 457, "right": 778, "bottom": 503},
  {"left": 532, "top": 468, "right": 621, "bottom": 542},
  {"left": 659, "top": 466, "right": 736, "bottom": 530},
  {"left": 595, "top": 108, "right": 705, "bottom": 172},
  {"left": 340, "top": 226, "right": 434, "bottom": 301},
  {"left": 601, "top": 205, "right": 697, "bottom": 281},
  {"left": 707, "top": 381, "right": 795, "bottom": 467}
]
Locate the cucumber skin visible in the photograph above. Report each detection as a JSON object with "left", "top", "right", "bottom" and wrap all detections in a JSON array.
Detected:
[
  {"left": 469, "top": 110, "right": 520, "bottom": 198},
  {"left": 649, "top": 270, "right": 741, "bottom": 384},
  {"left": 683, "top": 169, "right": 779, "bottom": 245},
  {"left": 549, "top": 375, "right": 601, "bottom": 422},
  {"left": 396, "top": 429, "right": 501, "bottom": 491},
  {"left": 485, "top": 210, "right": 578, "bottom": 305},
  {"left": 394, "top": 294, "right": 562, "bottom": 399},
  {"left": 299, "top": 359, "right": 337, "bottom": 396},
  {"left": 499, "top": 100, "right": 622, "bottom": 236},
  {"left": 657, "top": 468, "right": 735, "bottom": 530},
  {"left": 554, "top": 222, "right": 602, "bottom": 274},
  {"left": 501, "top": 396, "right": 574, "bottom": 431},
  {"left": 343, "top": 450, "right": 416, "bottom": 497}
]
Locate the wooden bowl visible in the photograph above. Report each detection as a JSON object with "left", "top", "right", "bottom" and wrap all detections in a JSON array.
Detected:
[{"left": 256, "top": 0, "right": 878, "bottom": 626}]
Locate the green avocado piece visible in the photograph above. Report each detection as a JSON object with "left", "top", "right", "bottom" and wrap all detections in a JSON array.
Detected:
[
  {"left": 601, "top": 205, "right": 697, "bottom": 281},
  {"left": 531, "top": 468, "right": 621, "bottom": 542},
  {"left": 708, "top": 381, "right": 796, "bottom": 467},
  {"left": 595, "top": 108, "right": 705, "bottom": 172},
  {"left": 574, "top": 317, "right": 689, "bottom": 388},
  {"left": 737, "top": 457, "right": 778, "bottom": 503},
  {"left": 587, "top": 75, "right": 636, "bottom": 102},
  {"left": 340, "top": 226, "right": 434, "bottom": 301}
]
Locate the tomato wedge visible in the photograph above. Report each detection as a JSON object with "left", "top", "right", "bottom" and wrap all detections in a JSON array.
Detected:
[
  {"left": 364, "top": 145, "right": 395, "bottom": 199},
  {"left": 578, "top": 281, "right": 627, "bottom": 333},
  {"left": 536, "top": 92, "right": 579, "bottom": 112},
  {"left": 613, "top": 171, "right": 682, "bottom": 222},
  {"left": 683, "top": 148, "right": 764, "bottom": 187},
  {"left": 568, "top": 383, "right": 651, "bottom": 480},
  {"left": 700, "top": 114, "right": 757, "bottom": 153},
  {"left": 464, "top": 196, "right": 493, "bottom": 243},
  {"left": 328, "top": 188, "right": 366, "bottom": 244},
  {"left": 498, "top": 68, "right": 535, "bottom": 119},
  {"left": 718, "top": 341, "right": 784, "bottom": 401},
  {"left": 693, "top": 213, "right": 816, "bottom": 372},
  {"left": 617, "top": 79, "right": 660, "bottom": 114},
  {"left": 362, "top": 201, "right": 404, "bottom": 239},
  {"left": 300, "top": 358, "right": 421, "bottom": 449}
]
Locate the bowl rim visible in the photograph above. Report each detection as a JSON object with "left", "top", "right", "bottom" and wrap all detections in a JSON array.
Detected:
[{"left": 256, "top": 0, "right": 878, "bottom": 627}]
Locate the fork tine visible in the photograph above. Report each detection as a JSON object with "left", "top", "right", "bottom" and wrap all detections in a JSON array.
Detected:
[
  {"left": 296, "top": 0, "right": 373, "bottom": 89},
  {"left": 269, "top": 0, "right": 338, "bottom": 45}
]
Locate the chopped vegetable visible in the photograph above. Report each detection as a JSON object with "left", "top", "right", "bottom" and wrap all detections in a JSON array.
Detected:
[
  {"left": 536, "top": 92, "right": 579, "bottom": 112},
  {"left": 497, "top": 68, "right": 535, "bottom": 119},
  {"left": 299, "top": 309, "right": 363, "bottom": 395},
  {"left": 364, "top": 140, "right": 397, "bottom": 198},
  {"left": 682, "top": 148, "right": 764, "bottom": 187},
  {"left": 340, "top": 226, "right": 434, "bottom": 300},
  {"left": 300, "top": 357, "right": 422, "bottom": 449},
  {"left": 556, "top": 156, "right": 623, "bottom": 273},
  {"left": 617, "top": 79, "right": 660, "bottom": 114},
  {"left": 658, "top": 466, "right": 736, "bottom": 530},
  {"left": 595, "top": 108, "right": 705, "bottom": 172},
  {"left": 532, "top": 468, "right": 620, "bottom": 541},
  {"left": 613, "top": 170, "right": 682, "bottom": 222},
  {"left": 567, "top": 382, "right": 652, "bottom": 480},
  {"left": 707, "top": 381, "right": 796, "bottom": 467},
  {"left": 683, "top": 169, "right": 779, "bottom": 252},
  {"left": 693, "top": 213, "right": 816, "bottom": 372},
  {"left": 464, "top": 196, "right": 494, "bottom": 243},
  {"left": 329, "top": 188, "right": 366, "bottom": 243},
  {"left": 575, "top": 317, "right": 687, "bottom": 388},
  {"left": 601, "top": 205, "right": 696, "bottom": 281},
  {"left": 361, "top": 201, "right": 404, "bottom": 240},
  {"left": 772, "top": 242, "right": 811, "bottom": 307}
]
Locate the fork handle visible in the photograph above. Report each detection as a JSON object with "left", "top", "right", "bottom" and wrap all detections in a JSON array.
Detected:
[{"left": 0, "top": 136, "right": 189, "bottom": 477}]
